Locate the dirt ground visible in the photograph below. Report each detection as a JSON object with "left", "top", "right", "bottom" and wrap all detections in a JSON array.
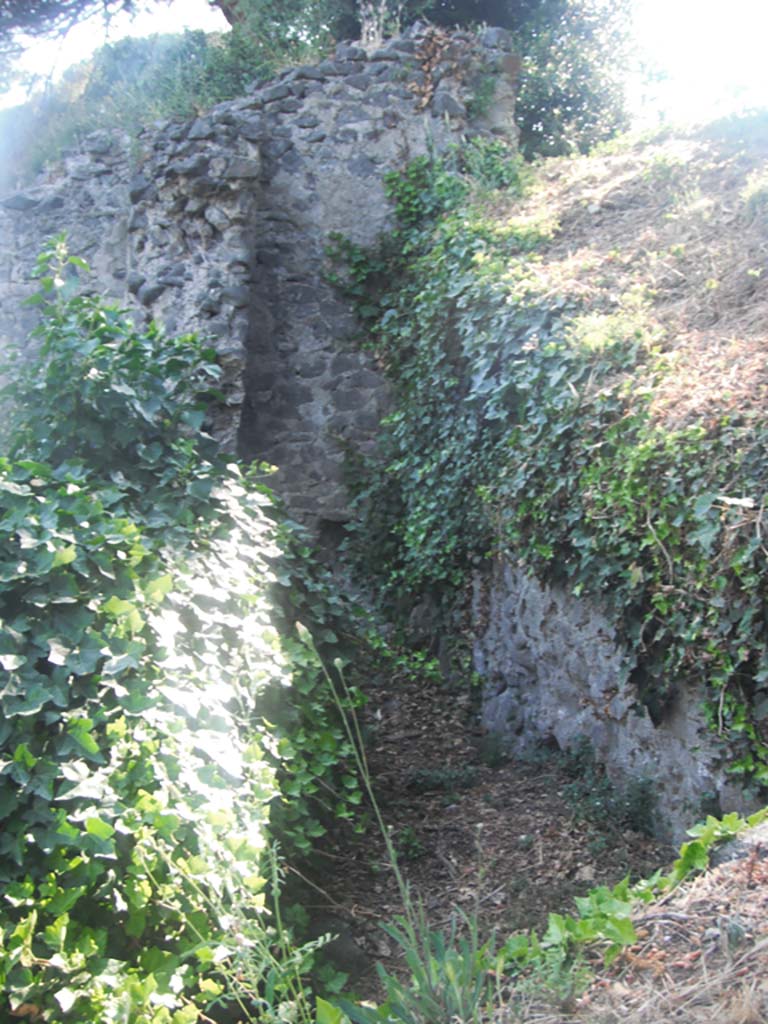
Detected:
[{"left": 293, "top": 670, "right": 671, "bottom": 999}]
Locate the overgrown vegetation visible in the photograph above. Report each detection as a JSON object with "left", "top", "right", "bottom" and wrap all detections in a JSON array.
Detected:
[
  {"left": 293, "top": 636, "right": 767, "bottom": 1024},
  {"left": 3, "top": 194, "right": 767, "bottom": 1024},
  {"left": 0, "top": 237, "right": 365, "bottom": 1020},
  {"left": 0, "top": 29, "right": 292, "bottom": 186},
  {"left": 510, "top": 0, "right": 630, "bottom": 157},
  {"left": 331, "top": 132, "right": 768, "bottom": 791}
]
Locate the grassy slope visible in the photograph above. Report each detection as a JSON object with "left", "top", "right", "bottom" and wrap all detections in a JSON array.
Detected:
[{"left": 501, "top": 115, "right": 768, "bottom": 429}]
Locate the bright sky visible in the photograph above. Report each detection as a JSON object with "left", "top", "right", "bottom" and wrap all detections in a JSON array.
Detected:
[
  {"left": 1, "top": 0, "right": 767, "bottom": 126},
  {"left": 630, "top": 0, "right": 768, "bottom": 126}
]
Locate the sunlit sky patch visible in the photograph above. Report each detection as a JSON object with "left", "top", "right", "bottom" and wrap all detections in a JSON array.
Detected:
[
  {"left": 629, "top": 0, "right": 768, "bottom": 126},
  {"left": 1, "top": 0, "right": 767, "bottom": 127}
]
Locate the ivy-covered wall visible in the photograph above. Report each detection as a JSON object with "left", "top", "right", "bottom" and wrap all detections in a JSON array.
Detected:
[{"left": 335, "top": 123, "right": 768, "bottom": 838}]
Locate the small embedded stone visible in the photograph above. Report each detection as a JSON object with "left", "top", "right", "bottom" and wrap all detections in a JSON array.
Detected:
[
  {"left": 329, "top": 60, "right": 363, "bottom": 76},
  {"left": 200, "top": 291, "right": 222, "bottom": 314},
  {"left": 188, "top": 118, "right": 214, "bottom": 140},
  {"left": 346, "top": 73, "right": 372, "bottom": 91},
  {"left": 293, "top": 65, "right": 325, "bottom": 80},
  {"left": 222, "top": 285, "right": 251, "bottom": 308},
  {"left": 128, "top": 174, "right": 151, "bottom": 202},
  {"left": 432, "top": 91, "right": 466, "bottom": 118},
  {"left": 237, "top": 115, "right": 263, "bottom": 141},
  {"left": 389, "top": 38, "right": 417, "bottom": 53},
  {"left": 262, "top": 83, "right": 293, "bottom": 103},
  {"left": 127, "top": 271, "right": 145, "bottom": 295},
  {"left": 1, "top": 193, "right": 40, "bottom": 211},
  {"left": 317, "top": 60, "right": 344, "bottom": 76},
  {"left": 336, "top": 105, "right": 370, "bottom": 126},
  {"left": 335, "top": 43, "right": 366, "bottom": 60},
  {"left": 137, "top": 281, "right": 165, "bottom": 306},
  {"left": 347, "top": 155, "right": 377, "bottom": 177},
  {"left": 224, "top": 157, "right": 260, "bottom": 179},
  {"left": 38, "top": 194, "right": 65, "bottom": 212},
  {"left": 263, "top": 138, "right": 293, "bottom": 161},
  {"left": 333, "top": 389, "right": 370, "bottom": 412},
  {"left": 204, "top": 205, "right": 231, "bottom": 231},
  {"left": 168, "top": 154, "right": 209, "bottom": 177},
  {"left": 128, "top": 209, "right": 148, "bottom": 231}
]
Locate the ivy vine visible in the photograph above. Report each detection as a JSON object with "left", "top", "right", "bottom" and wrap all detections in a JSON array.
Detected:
[{"left": 330, "top": 144, "right": 768, "bottom": 788}]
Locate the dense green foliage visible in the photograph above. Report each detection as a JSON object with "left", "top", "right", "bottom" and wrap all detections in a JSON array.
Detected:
[
  {"left": 0, "top": 239, "right": 364, "bottom": 1021},
  {"left": 510, "top": 0, "right": 630, "bottom": 156},
  {"left": 331, "top": 144, "right": 768, "bottom": 788}
]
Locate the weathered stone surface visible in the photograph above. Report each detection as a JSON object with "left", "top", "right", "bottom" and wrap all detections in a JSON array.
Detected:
[
  {"left": 237, "top": 116, "right": 263, "bottom": 141},
  {"left": 168, "top": 154, "right": 209, "bottom": 177},
  {"left": 127, "top": 271, "right": 145, "bottom": 294},
  {"left": 0, "top": 24, "right": 519, "bottom": 526},
  {"left": 129, "top": 174, "right": 152, "bottom": 202},
  {"left": 335, "top": 43, "right": 367, "bottom": 60},
  {"left": 262, "top": 83, "right": 292, "bottom": 103},
  {"left": 293, "top": 66, "right": 325, "bottom": 81},
  {"left": 347, "top": 155, "right": 378, "bottom": 177},
  {"left": 221, "top": 285, "right": 251, "bottom": 308},
  {"left": 388, "top": 38, "right": 417, "bottom": 53},
  {"left": 188, "top": 118, "right": 214, "bottom": 140},
  {"left": 473, "top": 564, "right": 760, "bottom": 841},
  {"left": 432, "top": 90, "right": 466, "bottom": 118},
  {"left": 224, "top": 157, "right": 260, "bottom": 179},
  {"left": 204, "top": 205, "right": 231, "bottom": 231},
  {"left": 1, "top": 193, "right": 40, "bottom": 211},
  {"left": 278, "top": 98, "right": 302, "bottom": 114},
  {"left": 346, "top": 73, "right": 373, "bottom": 91},
  {"left": 138, "top": 281, "right": 166, "bottom": 305}
]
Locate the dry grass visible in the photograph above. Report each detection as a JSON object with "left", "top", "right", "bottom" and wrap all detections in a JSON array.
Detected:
[
  {"left": 501, "top": 844, "right": 768, "bottom": 1024},
  {"left": 489, "top": 112, "right": 768, "bottom": 432}
]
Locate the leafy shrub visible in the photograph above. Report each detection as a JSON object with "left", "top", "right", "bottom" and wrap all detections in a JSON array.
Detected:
[
  {"left": 0, "top": 240, "right": 362, "bottom": 1020},
  {"left": 558, "top": 738, "right": 656, "bottom": 836}
]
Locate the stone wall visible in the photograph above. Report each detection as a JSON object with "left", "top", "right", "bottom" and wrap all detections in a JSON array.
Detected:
[
  {"left": 473, "top": 562, "right": 758, "bottom": 840},
  {"left": 0, "top": 23, "right": 518, "bottom": 526}
]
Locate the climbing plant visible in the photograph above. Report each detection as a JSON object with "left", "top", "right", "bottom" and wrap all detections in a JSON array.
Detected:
[
  {"left": 330, "top": 143, "right": 768, "bottom": 788},
  {"left": 0, "top": 238, "right": 363, "bottom": 1021}
]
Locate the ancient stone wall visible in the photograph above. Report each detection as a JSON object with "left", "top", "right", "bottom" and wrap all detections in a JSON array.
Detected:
[
  {"left": 0, "top": 23, "right": 518, "bottom": 526},
  {"left": 473, "top": 563, "right": 758, "bottom": 840}
]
